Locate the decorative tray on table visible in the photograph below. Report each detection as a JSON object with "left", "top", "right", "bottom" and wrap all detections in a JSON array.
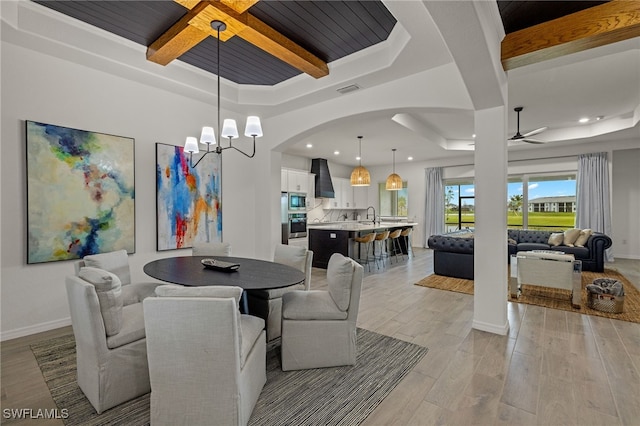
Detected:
[{"left": 201, "top": 258, "right": 240, "bottom": 272}]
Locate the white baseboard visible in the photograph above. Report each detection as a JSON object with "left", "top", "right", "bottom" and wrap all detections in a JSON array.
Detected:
[
  {"left": 472, "top": 319, "right": 510, "bottom": 335},
  {"left": 612, "top": 255, "right": 640, "bottom": 260},
  {"left": 1, "top": 317, "right": 71, "bottom": 342}
]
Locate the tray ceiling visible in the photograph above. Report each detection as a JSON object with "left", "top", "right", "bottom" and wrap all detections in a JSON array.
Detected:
[{"left": 33, "top": 0, "right": 397, "bottom": 86}]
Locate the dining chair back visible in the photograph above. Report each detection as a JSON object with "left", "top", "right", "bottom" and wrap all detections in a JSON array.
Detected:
[
  {"left": 246, "top": 244, "right": 313, "bottom": 342},
  {"left": 280, "top": 253, "right": 364, "bottom": 371},
  {"left": 144, "top": 285, "right": 266, "bottom": 426},
  {"left": 66, "top": 266, "right": 152, "bottom": 414},
  {"left": 192, "top": 242, "right": 232, "bottom": 257}
]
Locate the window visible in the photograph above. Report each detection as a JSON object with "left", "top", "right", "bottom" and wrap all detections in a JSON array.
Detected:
[
  {"left": 378, "top": 182, "right": 408, "bottom": 217},
  {"left": 526, "top": 174, "right": 576, "bottom": 230},
  {"left": 445, "top": 172, "right": 576, "bottom": 231},
  {"left": 445, "top": 180, "right": 475, "bottom": 231}
]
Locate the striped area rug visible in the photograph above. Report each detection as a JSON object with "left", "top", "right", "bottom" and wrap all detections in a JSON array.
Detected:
[
  {"left": 30, "top": 328, "right": 427, "bottom": 426},
  {"left": 415, "top": 268, "right": 640, "bottom": 323}
]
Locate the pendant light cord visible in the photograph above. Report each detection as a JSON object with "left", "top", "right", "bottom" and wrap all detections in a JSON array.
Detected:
[{"left": 217, "top": 24, "right": 221, "bottom": 151}]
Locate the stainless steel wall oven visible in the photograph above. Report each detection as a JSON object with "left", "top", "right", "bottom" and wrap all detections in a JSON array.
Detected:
[{"left": 288, "top": 213, "right": 307, "bottom": 238}]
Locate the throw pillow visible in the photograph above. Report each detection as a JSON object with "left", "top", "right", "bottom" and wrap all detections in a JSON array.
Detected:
[
  {"left": 563, "top": 228, "right": 581, "bottom": 247},
  {"left": 508, "top": 238, "right": 517, "bottom": 245},
  {"left": 548, "top": 233, "right": 564, "bottom": 247},
  {"left": 79, "top": 267, "right": 123, "bottom": 336},
  {"left": 83, "top": 250, "right": 131, "bottom": 286},
  {"left": 327, "top": 253, "right": 354, "bottom": 311},
  {"left": 575, "top": 229, "right": 593, "bottom": 247}
]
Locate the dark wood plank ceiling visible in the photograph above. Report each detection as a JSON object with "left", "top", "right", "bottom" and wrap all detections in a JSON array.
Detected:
[
  {"left": 31, "top": 1, "right": 615, "bottom": 85},
  {"left": 32, "top": 0, "right": 396, "bottom": 86},
  {"left": 497, "top": 1, "right": 610, "bottom": 34}
]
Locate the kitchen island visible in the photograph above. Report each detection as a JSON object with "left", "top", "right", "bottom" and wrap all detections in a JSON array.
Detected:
[{"left": 307, "top": 221, "right": 417, "bottom": 268}]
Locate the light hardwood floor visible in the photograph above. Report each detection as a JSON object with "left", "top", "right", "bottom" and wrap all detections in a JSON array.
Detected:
[{"left": 2, "top": 249, "right": 639, "bottom": 425}]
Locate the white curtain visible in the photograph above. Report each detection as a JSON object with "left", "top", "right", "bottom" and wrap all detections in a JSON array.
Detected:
[
  {"left": 424, "top": 167, "right": 444, "bottom": 246},
  {"left": 576, "top": 152, "right": 613, "bottom": 262}
]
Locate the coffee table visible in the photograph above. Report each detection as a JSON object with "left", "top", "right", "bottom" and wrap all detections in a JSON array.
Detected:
[
  {"left": 510, "top": 251, "right": 583, "bottom": 308},
  {"left": 144, "top": 255, "right": 305, "bottom": 312}
]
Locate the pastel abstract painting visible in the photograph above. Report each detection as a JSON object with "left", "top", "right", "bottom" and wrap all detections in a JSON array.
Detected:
[
  {"left": 156, "top": 143, "right": 222, "bottom": 251},
  {"left": 26, "top": 121, "right": 135, "bottom": 264}
]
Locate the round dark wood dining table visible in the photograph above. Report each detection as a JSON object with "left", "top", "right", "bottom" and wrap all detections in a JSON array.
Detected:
[
  {"left": 144, "top": 255, "right": 305, "bottom": 289},
  {"left": 143, "top": 256, "right": 305, "bottom": 312}
]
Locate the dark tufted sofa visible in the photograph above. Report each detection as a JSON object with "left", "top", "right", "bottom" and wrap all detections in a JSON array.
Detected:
[{"left": 427, "top": 229, "right": 612, "bottom": 280}]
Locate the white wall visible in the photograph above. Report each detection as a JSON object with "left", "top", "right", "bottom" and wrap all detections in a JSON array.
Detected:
[
  {"left": 2, "top": 1, "right": 638, "bottom": 340},
  {"left": 0, "top": 35, "right": 267, "bottom": 339},
  {"left": 612, "top": 148, "right": 640, "bottom": 259}
]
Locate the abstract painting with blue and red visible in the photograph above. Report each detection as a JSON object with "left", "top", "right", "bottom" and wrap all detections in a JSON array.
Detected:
[
  {"left": 26, "top": 120, "right": 135, "bottom": 264},
  {"left": 155, "top": 143, "right": 222, "bottom": 251}
]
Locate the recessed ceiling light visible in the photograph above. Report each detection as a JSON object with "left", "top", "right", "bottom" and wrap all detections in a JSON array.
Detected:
[
  {"left": 334, "top": 150, "right": 340, "bottom": 155},
  {"left": 579, "top": 117, "right": 589, "bottom": 123},
  {"left": 407, "top": 156, "right": 413, "bottom": 161},
  {"left": 306, "top": 143, "right": 313, "bottom": 148},
  {"left": 472, "top": 134, "right": 476, "bottom": 138},
  {"left": 356, "top": 156, "right": 361, "bottom": 161},
  {"left": 596, "top": 116, "right": 604, "bottom": 121}
]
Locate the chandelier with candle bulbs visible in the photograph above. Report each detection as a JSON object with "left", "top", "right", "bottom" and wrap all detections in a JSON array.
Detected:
[{"left": 184, "top": 20, "right": 263, "bottom": 168}]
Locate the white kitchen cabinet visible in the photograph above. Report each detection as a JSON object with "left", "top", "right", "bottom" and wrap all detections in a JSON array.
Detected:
[
  {"left": 287, "top": 170, "right": 308, "bottom": 193},
  {"left": 353, "top": 186, "right": 368, "bottom": 209},
  {"left": 322, "top": 177, "right": 356, "bottom": 209},
  {"left": 307, "top": 173, "right": 316, "bottom": 209},
  {"left": 341, "top": 178, "right": 355, "bottom": 209},
  {"left": 322, "top": 184, "right": 341, "bottom": 209},
  {"left": 281, "top": 169, "right": 310, "bottom": 194}
]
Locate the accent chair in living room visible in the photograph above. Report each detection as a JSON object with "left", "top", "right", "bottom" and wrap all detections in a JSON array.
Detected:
[
  {"left": 144, "top": 285, "right": 266, "bottom": 426},
  {"left": 280, "top": 253, "right": 364, "bottom": 371}
]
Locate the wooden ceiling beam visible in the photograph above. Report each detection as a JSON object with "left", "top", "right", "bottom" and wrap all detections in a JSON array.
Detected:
[
  {"left": 175, "top": 0, "right": 259, "bottom": 13},
  {"left": 147, "top": 0, "right": 329, "bottom": 78},
  {"left": 502, "top": 0, "right": 640, "bottom": 70}
]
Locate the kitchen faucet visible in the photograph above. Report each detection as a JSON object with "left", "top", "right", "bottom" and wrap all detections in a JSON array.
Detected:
[{"left": 366, "top": 206, "right": 378, "bottom": 225}]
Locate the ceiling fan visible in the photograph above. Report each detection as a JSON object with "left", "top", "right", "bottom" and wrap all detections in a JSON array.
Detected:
[{"left": 508, "top": 106, "right": 548, "bottom": 144}]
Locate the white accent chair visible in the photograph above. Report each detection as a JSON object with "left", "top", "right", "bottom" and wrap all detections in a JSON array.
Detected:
[
  {"left": 280, "top": 253, "right": 364, "bottom": 371},
  {"left": 144, "top": 285, "right": 266, "bottom": 426},
  {"left": 246, "top": 244, "right": 313, "bottom": 342},
  {"left": 65, "top": 249, "right": 160, "bottom": 414},
  {"left": 192, "top": 241, "right": 232, "bottom": 257}
]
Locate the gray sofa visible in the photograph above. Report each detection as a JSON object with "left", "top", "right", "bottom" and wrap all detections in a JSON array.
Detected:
[{"left": 427, "top": 229, "right": 612, "bottom": 280}]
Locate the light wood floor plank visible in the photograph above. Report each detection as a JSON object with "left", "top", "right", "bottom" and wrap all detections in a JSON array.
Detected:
[{"left": 2, "top": 249, "right": 639, "bottom": 425}]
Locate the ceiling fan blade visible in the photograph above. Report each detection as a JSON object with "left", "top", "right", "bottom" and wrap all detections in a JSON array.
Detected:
[
  {"left": 522, "top": 138, "right": 548, "bottom": 144},
  {"left": 522, "top": 126, "right": 548, "bottom": 137}
]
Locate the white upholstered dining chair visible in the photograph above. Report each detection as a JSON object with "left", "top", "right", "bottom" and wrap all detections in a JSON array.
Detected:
[
  {"left": 246, "top": 244, "right": 313, "bottom": 342},
  {"left": 192, "top": 241, "right": 232, "bottom": 257},
  {"left": 280, "top": 253, "right": 363, "bottom": 371},
  {"left": 66, "top": 250, "right": 160, "bottom": 414},
  {"left": 143, "top": 285, "right": 266, "bottom": 426}
]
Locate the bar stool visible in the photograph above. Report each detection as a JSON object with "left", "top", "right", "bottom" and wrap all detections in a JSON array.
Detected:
[
  {"left": 400, "top": 228, "right": 413, "bottom": 259},
  {"left": 374, "top": 231, "right": 390, "bottom": 267},
  {"left": 353, "top": 232, "right": 377, "bottom": 271},
  {"left": 387, "top": 229, "right": 403, "bottom": 263}
]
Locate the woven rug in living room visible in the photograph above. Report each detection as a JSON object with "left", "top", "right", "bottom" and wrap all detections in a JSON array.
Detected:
[
  {"left": 29, "top": 328, "right": 427, "bottom": 426},
  {"left": 415, "top": 268, "right": 640, "bottom": 323}
]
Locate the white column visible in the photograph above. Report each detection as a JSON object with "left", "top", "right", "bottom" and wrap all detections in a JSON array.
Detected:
[{"left": 472, "top": 106, "right": 509, "bottom": 335}]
